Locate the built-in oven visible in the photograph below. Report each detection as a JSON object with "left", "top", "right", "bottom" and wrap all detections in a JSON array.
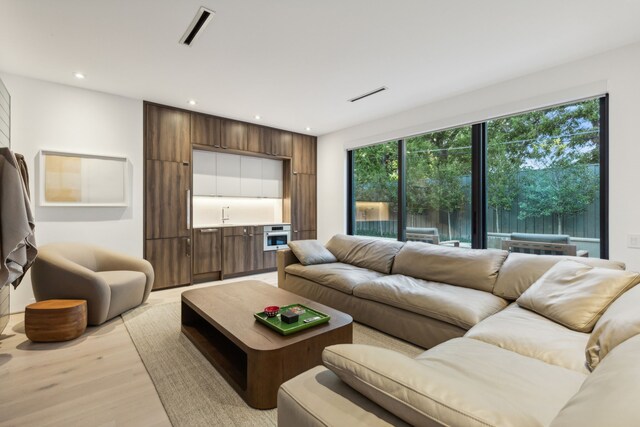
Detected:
[{"left": 264, "top": 224, "right": 291, "bottom": 251}]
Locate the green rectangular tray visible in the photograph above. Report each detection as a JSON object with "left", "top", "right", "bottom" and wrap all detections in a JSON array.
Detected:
[{"left": 254, "top": 304, "right": 331, "bottom": 336}]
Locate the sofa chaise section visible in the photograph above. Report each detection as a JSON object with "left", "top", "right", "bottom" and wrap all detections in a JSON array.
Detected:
[{"left": 280, "top": 338, "right": 587, "bottom": 427}]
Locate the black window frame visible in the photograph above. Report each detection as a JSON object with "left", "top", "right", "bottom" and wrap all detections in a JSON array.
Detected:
[{"left": 347, "top": 95, "right": 610, "bottom": 259}]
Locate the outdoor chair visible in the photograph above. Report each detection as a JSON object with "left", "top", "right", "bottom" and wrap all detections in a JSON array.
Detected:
[
  {"left": 406, "top": 227, "right": 460, "bottom": 247},
  {"left": 501, "top": 233, "right": 588, "bottom": 257}
]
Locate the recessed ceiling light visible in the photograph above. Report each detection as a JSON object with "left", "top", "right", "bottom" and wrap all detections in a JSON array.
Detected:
[
  {"left": 254, "top": 115, "right": 261, "bottom": 120},
  {"left": 73, "top": 72, "right": 85, "bottom": 79},
  {"left": 305, "top": 127, "right": 312, "bottom": 131},
  {"left": 188, "top": 99, "right": 197, "bottom": 106}
]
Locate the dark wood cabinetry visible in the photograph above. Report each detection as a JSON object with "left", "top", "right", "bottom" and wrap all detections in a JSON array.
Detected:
[
  {"left": 145, "top": 160, "right": 190, "bottom": 239},
  {"left": 193, "top": 228, "right": 222, "bottom": 276},
  {"left": 144, "top": 103, "right": 192, "bottom": 290},
  {"left": 247, "top": 124, "right": 269, "bottom": 154},
  {"left": 144, "top": 101, "right": 317, "bottom": 288},
  {"left": 146, "top": 104, "right": 191, "bottom": 162},
  {"left": 222, "top": 119, "right": 248, "bottom": 150},
  {"left": 222, "top": 226, "right": 264, "bottom": 276},
  {"left": 271, "top": 129, "right": 293, "bottom": 157},
  {"left": 145, "top": 238, "right": 191, "bottom": 290},
  {"left": 263, "top": 251, "right": 277, "bottom": 269},
  {"left": 191, "top": 113, "right": 222, "bottom": 148},
  {"left": 292, "top": 134, "right": 316, "bottom": 174},
  {"left": 291, "top": 173, "right": 317, "bottom": 240},
  {"left": 290, "top": 133, "right": 317, "bottom": 240}
]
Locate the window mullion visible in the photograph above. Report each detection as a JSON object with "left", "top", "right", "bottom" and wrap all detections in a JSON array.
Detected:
[{"left": 471, "top": 123, "right": 487, "bottom": 249}]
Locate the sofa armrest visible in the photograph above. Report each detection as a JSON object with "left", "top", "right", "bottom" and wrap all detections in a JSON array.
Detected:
[
  {"left": 277, "top": 248, "right": 300, "bottom": 288},
  {"left": 31, "top": 256, "right": 111, "bottom": 325},
  {"left": 94, "top": 247, "right": 155, "bottom": 302}
]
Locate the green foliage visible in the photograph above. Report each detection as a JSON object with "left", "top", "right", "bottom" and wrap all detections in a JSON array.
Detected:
[
  {"left": 518, "top": 165, "right": 599, "bottom": 234},
  {"left": 353, "top": 98, "right": 601, "bottom": 237},
  {"left": 406, "top": 127, "right": 471, "bottom": 215},
  {"left": 353, "top": 141, "right": 398, "bottom": 206}
]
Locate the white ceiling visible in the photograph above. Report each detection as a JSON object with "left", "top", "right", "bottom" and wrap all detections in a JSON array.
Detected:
[{"left": 1, "top": 1, "right": 640, "bottom": 136}]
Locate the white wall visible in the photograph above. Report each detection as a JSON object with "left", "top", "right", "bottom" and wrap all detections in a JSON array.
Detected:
[
  {"left": 1, "top": 73, "right": 143, "bottom": 312},
  {"left": 317, "top": 42, "right": 640, "bottom": 271}
]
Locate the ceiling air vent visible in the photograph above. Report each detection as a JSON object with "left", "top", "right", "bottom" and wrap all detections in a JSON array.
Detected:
[
  {"left": 348, "top": 86, "right": 388, "bottom": 103},
  {"left": 180, "top": 7, "right": 215, "bottom": 46}
]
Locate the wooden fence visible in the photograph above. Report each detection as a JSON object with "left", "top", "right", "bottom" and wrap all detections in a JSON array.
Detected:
[{"left": 356, "top": 166, "right": 600, "bottom": 242}]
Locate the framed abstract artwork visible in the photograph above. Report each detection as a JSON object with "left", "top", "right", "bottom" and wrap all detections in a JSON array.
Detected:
[{"left": 39, "top": 150, "right": 129, "bottom": 207}]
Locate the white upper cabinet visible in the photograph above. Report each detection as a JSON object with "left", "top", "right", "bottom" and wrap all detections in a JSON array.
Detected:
[
  {"left": 193, "top": 150, "right": 217, "bottom": 196},
  {"left": 193, "top": 151, "right": 282, "bottom": 198},
  {"left": 262, "top": 158, "right": 283, "bottom": 198},
  {"left": 240, "top": 156, "right": 263, "bottom": 197},
  {"left": 216, "top": 153, "right": 241, "bottom": 196}
]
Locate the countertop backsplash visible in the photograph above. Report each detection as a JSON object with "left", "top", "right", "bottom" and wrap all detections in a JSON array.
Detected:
[{"left": 193, "top": 196, "right": 283, "bottom": 228}]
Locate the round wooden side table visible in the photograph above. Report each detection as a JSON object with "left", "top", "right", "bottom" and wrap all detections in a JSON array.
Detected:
[{"left": 25, "top": 299, "right": 87, "bottom": 342}]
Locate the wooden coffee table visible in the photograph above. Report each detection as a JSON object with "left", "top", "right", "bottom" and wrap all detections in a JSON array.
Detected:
[{"left": 181, "top": 280, "right": 353, "bottom": 409}]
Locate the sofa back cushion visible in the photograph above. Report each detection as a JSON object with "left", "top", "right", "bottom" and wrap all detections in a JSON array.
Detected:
[
  {"left": 391, "top": 242, "right": 508, "bottom": 292},
  {"left": 585, "top": 284, "right": 640, "bottom": 371},
  {"left": 550, "top": 334, "right": 640, "bottom": 427},
  {"left": 493, "top": 252, "right": 625, "bottom": 300},
  {"left": 287, "top": 240, "right": 337, "bottom": 265},
  {"left": 325, "top": 234, "right": 404, "bottom": 274},
  {"left": 516, "top": 260, "right": 640, "bottom": 333}
]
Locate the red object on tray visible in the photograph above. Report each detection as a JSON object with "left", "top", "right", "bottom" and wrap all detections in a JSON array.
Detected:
[{"left": 264, "top": 306, "right": 280, "bottom": 317}]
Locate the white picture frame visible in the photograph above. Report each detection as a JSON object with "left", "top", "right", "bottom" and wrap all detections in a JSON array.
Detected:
[{"left": 38, "top": 150, "right": 129, "bottom": 207}]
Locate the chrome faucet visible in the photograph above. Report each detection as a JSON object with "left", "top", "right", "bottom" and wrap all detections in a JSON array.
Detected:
[{"left": 222, "top": 206, "right": 230, "bottom": 224}]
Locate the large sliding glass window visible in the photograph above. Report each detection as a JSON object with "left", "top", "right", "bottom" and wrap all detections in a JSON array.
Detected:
[
  {"left": 347, "top": 96, "right": 608, "bottom": 258},
  {"left": 405, "top": 127, "right": 472, "bottom": 247},
  {"left": 486, "top": 99, "right": 602, "bottom": 256},
  {"left": 352, "top": 141, "right": 398, "bottom": 239}
]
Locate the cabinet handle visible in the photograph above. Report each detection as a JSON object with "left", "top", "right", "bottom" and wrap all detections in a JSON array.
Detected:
[
  {"left": 186, "top": 189, "right": 191, "bottom": 230},
  {"left": 185, "top": 238, "right": 191, "bottom": 257},
  {"left": 200, "top": 228, "right": 218, "bottom": 233},
  {"left": 249, "top": 234, "right": 254, "bottom": 237}
]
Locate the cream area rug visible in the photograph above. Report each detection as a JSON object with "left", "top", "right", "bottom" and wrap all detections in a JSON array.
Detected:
[{"left": 122, "top": 301, "right": 423, "bottom": 427}]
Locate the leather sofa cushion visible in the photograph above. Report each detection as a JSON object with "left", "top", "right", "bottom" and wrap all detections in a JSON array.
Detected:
[
  {"left": 551, "top": 334, "right": 640, "bottom": 427},
  {"left": 585, "top": 284, "right": 640, "bottom": 371},
  {"left": 391, "top": 241, "right": 508, "bottom": 292},
  {"left": 278, "top": 366, "right": 410, "bottom": 427},
  {"left": 466, "top": 303, "right": 590, "bottom": 373},
  {"left": 323, "top": 339, "right": 586, "bottom": 427},
  {"left": 493, "top": 252, "right": 625, "bottom": 300},
  {"left": 517, "top": 260, "right": 640, "bottom": 332},
  {"left": 97, "top": 270, "right": 146, "bottom": 320},
  {"left": 285, "top": 262, "right": 384, "bottom": 295},
  {"left": 325, "top": 234, "right": 404, "bottom": 274},
  {"left": 353, "top": 275, "right": 507, "bottom": 330},
  {"left": 287, "top": 240, "right": 337, "bottom": 265}
]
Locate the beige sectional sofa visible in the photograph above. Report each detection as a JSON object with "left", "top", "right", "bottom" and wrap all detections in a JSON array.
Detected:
[{"left": 276, "top": 234, "right": 640, "bottom": 427}]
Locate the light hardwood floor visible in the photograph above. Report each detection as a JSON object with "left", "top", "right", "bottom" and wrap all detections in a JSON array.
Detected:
[{"left": 0, "top": 272, "right": 278, "bottom": 427}]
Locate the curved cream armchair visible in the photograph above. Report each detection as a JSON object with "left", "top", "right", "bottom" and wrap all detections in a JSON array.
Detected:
[{"left": 31, "top": 243, "right": 154, "bottom": 325}]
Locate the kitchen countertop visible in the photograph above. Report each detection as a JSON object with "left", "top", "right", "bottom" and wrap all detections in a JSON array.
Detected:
[{"left": 193, "top": 222, "right": 291, "bottom": 228}]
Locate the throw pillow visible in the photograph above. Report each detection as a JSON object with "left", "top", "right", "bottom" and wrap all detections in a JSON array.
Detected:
[
  {"left": 287, "top": 240, "right": 337, "bottom": 266},
  {"left": 585, "top": 284, "right": 640, "bottom": 371},
  {"left": 516, "top": 260, "right": 640, "bottom": 333}
]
